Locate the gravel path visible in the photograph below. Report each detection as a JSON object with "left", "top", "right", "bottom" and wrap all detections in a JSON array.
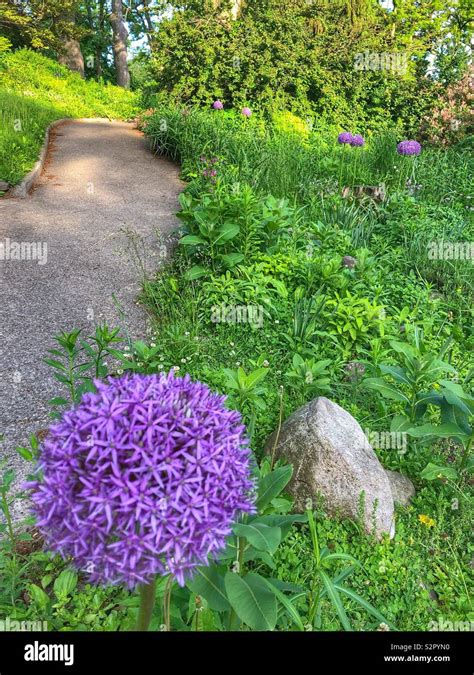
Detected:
[{"left": 0, "top": 119, "right": 182, "bottom": 520}]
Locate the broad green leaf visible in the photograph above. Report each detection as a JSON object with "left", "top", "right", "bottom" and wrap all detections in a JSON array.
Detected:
[
  {"left": 220, "top": 252, "right": 245, "bottom": 268},
  {"left": 28, "top": 584, "right": 50, "bottom": 610},
  {"left": 53, "top": 569, "right": 78, "bottom": 598},
  {"left": 179, "top": 234, "right": 206, "bottom": 246},
  {"left": 184, "top": 265, "right": 207, "bottom": 281},
  {"left": 187, "top": 566, "right": 230, "bottom": 612},
  {"left": 407, "top": 423, "right": 468, "bottom": 440},
  {"left": 420, "top": 462, "right": 458, "bottom": 481},
  {"left": 363, "top": 378, "right": 410, "bottom": 404},
  {"left": 256, "top": 466, "right": 293, "bottom": 511},
  {"left": 440, "top": 403, "right": 472, "bottom": 436},
  {"left": 256, "top": 514, "right": 307, "bottom": 539},
  {"left": 439, "top": 379, "right": 474, "bottom": 402},
  {"left": 214, "top": 222, "right": 240, "bottom": 245},
  {"left": 245, "top": 368, "right": 269, "bottom": 388},
  {"left": 390, "top": 415, "right": 412, "bottom": 433},
  {"left": 224, "top": 572, "right": 277, "bottom": 631},
  {"left": 233, "top": 522, "right": 281, "bottom": 554},
  {"left": 380, "top": 365, "right": 411, "bottom": 385}
]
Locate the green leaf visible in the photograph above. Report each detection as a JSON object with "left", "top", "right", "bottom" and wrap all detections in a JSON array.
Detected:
[
  {"left": 233, "top": 522, "right": 282, "bottom": 554},
  {"left": 380, "top": 365, "right": 411, "bottom": 385},
  {"left": 256, "top": 514, "right": 307, "bottom": 539},
  {"left": 390, "top": 415, "right": 412, "bottom": 433},
  {"left": 319, "top": 570, "right": 352, "bottom": 631},
  {"left": 16, "top": 446, "right": 34, "bottom": 461},
  {"left": 49, "top": 395, "right": 65, "bottom": 410},
  {"left": 184, "top": 265, "right": 208, "bottom": 281},
  {"left": 53, "top": 569, "right": 78, "bottom": 598},
  {"left": 406, "top": 423, "right": 468, "bottom": 440},
  {"left": 224, "top": 572, "right": 277, "bottom": 631},
  {"left": 214, "top": 222, "right": 240, "bottom": 245},
  {"left": 187, "top": 566, "right": 230, "bottom": 612},
  {"left": 260, "top": 577, "right": 305, "bottom": 631},
  {"left": 363, "top": 378, "right": 410, "bottom": 404},
  {"left": 256, "top": 465, "right": 293, "bottom": 511},
  {"left": 420, "top": 462, "right": 458, "bottom": 481},
  {"left": 179, "top": 234, "right": 206, "bottom": 246},
  {"left": 335, "top": 584, "right": 395, "bottom": 629},
  {"left": 28, "top": 584, "right": 50, "bottom": 610},
  {"left": 220, "top": 253, "right": 245, "bottom": 268}
]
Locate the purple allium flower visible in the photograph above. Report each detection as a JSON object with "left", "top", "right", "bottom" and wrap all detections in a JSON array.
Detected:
[
  {"left": 28, "top": 372, "right": 256, "bottom": 589},
  {"left": 241, "top": 107, "right": 252, "bottom": 117},
  {"left": 212, "top": 100, "right": 224, "bottom": 110},
  {"left": 397, "top": 140, "right": 422, "bottom": 156},
  {"left": 350, "top": 134, "right": 365, "bottom": 147},
  {"left": 338, "top": 132, "right": 353, "bottom": 144}
]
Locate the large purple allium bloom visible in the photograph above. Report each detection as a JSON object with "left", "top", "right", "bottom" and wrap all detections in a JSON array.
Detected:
[
  {"left": 397, "top": 140, "right": 421, "bottom": 156},
  {"left": 350, "top": 134, "right": 365, "bottom": 147},
  {"left": 241, "top": 107, "right": 252, "bottom": 117},
  {"left": 28, "top": 372, "right": 256, "bottom": 589},
  {"left": 212, "top": 100, "right": 224, "bottom": 110},
  {"left": 338, "top": 131, "right": 353, "bottom": 144}
]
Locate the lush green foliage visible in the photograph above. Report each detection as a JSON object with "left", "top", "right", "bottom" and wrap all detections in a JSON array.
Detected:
[{"left": 0, "top": 47, "right": 138, "bottom": 184}]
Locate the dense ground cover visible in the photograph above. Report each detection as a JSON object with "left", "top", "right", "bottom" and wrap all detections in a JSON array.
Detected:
[
  {"left": 0, "top": 88, "right": 472, "bottom": 632},
  {"left": 0, "top": 44, "right": 138, "bottom": 186},
  {"left": 134, "top": 105, "right": 473, "bottom": 630}
]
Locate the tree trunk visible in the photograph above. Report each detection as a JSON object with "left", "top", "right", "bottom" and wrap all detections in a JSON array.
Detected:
[
  {"left": 58, "top": 38, "right": 85, "bottom": 78},
  {"left": 110, "top": 0, "right": 130, "bottom": 89},
  {"left": 58, "top": 9, "right": 84, "bottom": 78}
]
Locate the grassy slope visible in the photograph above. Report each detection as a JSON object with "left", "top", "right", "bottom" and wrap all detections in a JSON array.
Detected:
[{"left": 0, "top": 49, "right": 139, "bottom": 185}]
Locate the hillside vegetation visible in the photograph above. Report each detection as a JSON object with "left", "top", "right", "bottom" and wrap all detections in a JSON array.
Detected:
[{"left": 0, "top": 46, "right": 138, "bottom": 185}]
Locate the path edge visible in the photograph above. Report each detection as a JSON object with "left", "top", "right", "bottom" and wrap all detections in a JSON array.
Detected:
[{"left": 9, "top": 118, "right": 71, "bottom": 198}]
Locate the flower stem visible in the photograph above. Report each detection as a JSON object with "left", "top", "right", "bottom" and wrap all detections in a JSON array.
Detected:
[
  {"left": 135, "top": 578, "right": 156, "bottom": 631},
  {"left": 163, "top": 575, "right": 173, "bottom": 631}
]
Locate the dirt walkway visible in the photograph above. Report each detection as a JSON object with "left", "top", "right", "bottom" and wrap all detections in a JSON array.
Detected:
[{"left": 0, "top": 119, "right": 182, "bottom": 519}]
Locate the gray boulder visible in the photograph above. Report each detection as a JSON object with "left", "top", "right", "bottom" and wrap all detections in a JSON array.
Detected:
[
  {"left": 265, "top": 397, "right": 395, "bottom": 539},
  {"left": 385, "top": 469, "right": 415, "bottom": 507}
]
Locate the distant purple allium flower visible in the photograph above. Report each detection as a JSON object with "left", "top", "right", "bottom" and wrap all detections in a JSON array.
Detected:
[
  {"left": 397, "top": 140, "right": 421, "bottom": 156},
  {"left": 338, "top": 132, "right": 353, "bottom": 145},
  {"left": 27, "top": 372, "right": 256, "bottom": 589},
  {"left": 241, "top": 107, "right": 252, "bottom": 117},
  {"left": 212, "top": 100, "right": 224, "bottom": 110},
  {"left": 350, "top": 134, "right": 365, "bottom": 147},
  {"left": 210, "top": 169, "right": 217, "bottom": 177}
]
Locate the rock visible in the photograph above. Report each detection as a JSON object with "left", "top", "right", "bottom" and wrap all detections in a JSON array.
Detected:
[
  {"left": 265, "top": 397, "right": 395, "bottom": 539},
  {"left": 385, "top": 469, "right": 415, "bottom": 507},
  {"left": 0, "top": 181, "right": 10, "bottom": 192}
]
